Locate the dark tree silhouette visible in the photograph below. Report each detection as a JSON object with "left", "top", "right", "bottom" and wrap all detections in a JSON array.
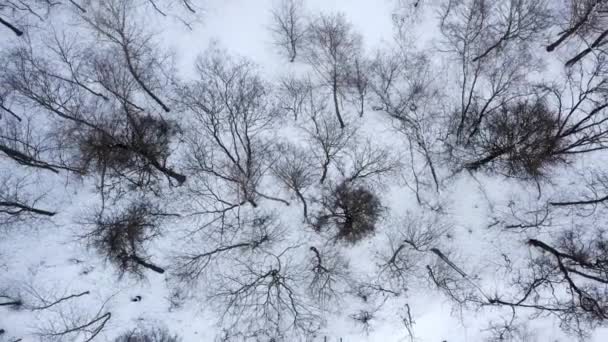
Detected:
[
  {"left": 270, "top": 0, "right": 308, "bottom": 63},
  {"left": 180, "top": 51, "right": 288, "bottom": 209},
  {"left": 84, "top": 200, "right": 168, "bottom": 277},
  {"left": 304, "top": 12, "right": 363, "bottom": 129},
  {"left": 313, "top": 181, "right": 383, "bottom": 243}
]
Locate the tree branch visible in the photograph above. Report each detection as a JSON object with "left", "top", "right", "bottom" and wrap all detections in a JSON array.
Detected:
[{"left": 0, "top": 17, "right": 23, "bottom": 36}]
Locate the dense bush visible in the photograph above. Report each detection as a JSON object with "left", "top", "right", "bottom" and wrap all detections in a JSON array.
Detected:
[
  {"left": 114, "top": 327, "right": 181, "bottom": 342},
  {"left": 86, "top": 201, "right": 165, "bottom": 277},
  {"left": 465, "top": 100, "right": 563, "bottom": 178},
  {"left": 79, "top": 114, "right": 180, "bottom": 186},
  {"left": 315, "top": 182, "right": 382, "bottom": 243}
]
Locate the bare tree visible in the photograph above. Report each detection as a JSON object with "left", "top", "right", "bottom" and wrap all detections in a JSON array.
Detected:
[
  {"left": 0, "top": 0, "right": 59, "bottom": 37},
  {"left": 550, "top": 169, "right": 608, "bottom": 210},
  {"left": 374, "top": 212, "right": 484, "bottom": 310},
  {"left": 208, "top": 246, "right": 323, "bottom": 340},
  {"left": 439, "top": 0, "right": 548, "bottom": 142},
  {"left": 345, "top": 288, "right": 391, "bottom": 335},
  {"left": 180, "top": 51, "right": 288, "bottom": 209},
  {"left": 425, "top": 252, "right": 485, "bottom": 310},
  {"left": 546, "top": 0, "right": 608, "bottom": 67},
  {"left": 0, "top": 0, "right": 203, "bottom": 37},
  {"left": 140, "top": 0, "right": 201, "bottom": 20},
  {"left": 83, "top": 200, "right": 169, "bottom": 278},
  {"left": 0, "top": 281, "right": 91, "bottom": 312},
  {"left": 0, "top": 277, "right": 114, "bottom": 342},
  {"left": 349, "top": 309, "right": 376, "bottom": 334},
  {"left": 0, "top": 172, "right": 55, "bottom": 228},
  {"left": 8, "top": 0, "right": 608, "bottom": 340},
  {"left": 77, "top": 107, "right": 185, "bottom": 193},
  {"left": 463, "top": 59, "right": 608, "bottom": 178},
  {"left": 341, "top": 139, "right": 401, "bottom": 187},
  {"left": 346, "top": 57, "right": 370, "bottom": 117},
  {"left": 488, "top": 228, "right": 608, "bottom": 337},
  {"left": 271, "top": 142, "right": 318, "bottom": 220},
  {"left": 0, "top": 116, "right": 82, "bottom": 174},
  {"left": 392, "top": 0, "right": 425, "bottom": 28},
  {"left": 490, "top": 201, "right": 552, "bottom": 232},
  {"left": 0, "top": 54, "right": 86, "bottom": 228},
  {"left": 440, "top": 0, "right": 550, "bottom": 62},
  {"left": 378, "top": 213, "right": 449, "bottom": 291},
  {"left": 175, "top": 213, "right": 282, "bottom": 284},
  {"left": 434, "top": 1, "right": 608, "bottom": 182},
  {"left": 304, "top": 12, "right": 363, "bottom": 129},
  {"left": 399, "top": 303, "right": 416, "bottom": 342},
  {"left": 269, "top": 0, "right": 308, "bottom": 63},
  {"left": 0, "top": 280, "right": 113, "bottom": 342},
  {"left": 370, "top": 50, "right": 441, "bottom": 191},
  {"left": 463, "top": 99, "right": 563, "bottom": 178},
  {"left": 276, "top": 74, "right": 314, "bottom": 120},
  {"left": 1, "top": 30, "right": 186, "bottom": 196},
  {"left": 307, "top": 245, "right": 349, "bottom": 308},
  {"left": 482, "top": 314, "right": 537, "bottom": 342},
  {"left": 80, "top": 0, "right": 173, "bottom": 113},
  {"left": 36, "top": 306, "right": 112, "bottom": 342},
  {"left": 303, "top": 111, "right": 355, "bottom": 184}
]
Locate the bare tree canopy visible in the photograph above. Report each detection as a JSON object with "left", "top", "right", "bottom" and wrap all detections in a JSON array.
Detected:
[
  {"left": 303, "top": 12, "right": 364, "bottom": 129},
  {"left": 0, "top": 0, "right": 203, "bottom": 37},
  {"left": 269, "top": 0, "right": 307, "bottom": 63},
  {"left": 6, "top": 1, "right": 608, "bottom": 341},
  {"left": 546, "top": 0, "right": 608, "bottom": 66}
]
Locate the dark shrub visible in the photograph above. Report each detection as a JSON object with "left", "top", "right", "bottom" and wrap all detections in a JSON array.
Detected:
[
  {"left": 465, "top": 100, "right": 563, "bottom": 178},
  {"left": 114, "top": 327, "right": 181, "bottom": 342},
  {"left": 315, "top": 182, "right": 382, "bottom": 243},
  {"left": 86, "top": 201, "right": 165, "bottom": 277},
  {"left": 79, "top": 114, "right": 178, "bottom": 186}
]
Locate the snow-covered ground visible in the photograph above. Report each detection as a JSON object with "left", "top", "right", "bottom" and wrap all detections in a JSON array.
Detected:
[{"left": 3, "top": 0, "right": 608, "bottom": 341}]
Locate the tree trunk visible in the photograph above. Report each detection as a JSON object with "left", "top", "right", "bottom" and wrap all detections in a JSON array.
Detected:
[
  {"left": 320, "top": 159, "right": 330, "bottom": 184},
  {"left": 0, "top": 201, "right": 56, "bottom": 216},
  {"left": 565, "top": 29, "right": 608, "bottom": 67},
  {"left": 248, "top": 198, "right": 258, "bottom": 208},
  {"left": 0, "top": 144, "right": 59, "bottom": 173},
  {"left": 359, "top": 95, "right": 365, "bottom": 117},
  {"left": 546, "top": 4, "right": 596, "bottom": 52},
  {"left": 332, "top": 77, "right": 346, "bottom": 129},
  {"left": 0, "top": 17, "right": 23, "bottom": 36},
  {"left": 464, "top": 147, "right": 509, "bottom": 171},
  {"left": 295, "top": 189, "right": 308, "bottom": 220},
  {"left": 121, "top": 45, "right": 171, "bottom": 113},
  {"left": 146, "top": 157, "right": 186, "bottom": 185},
  {"left": 131, "top": 255, "right": 165, "bottom": 274},
  {"left": 0, "top": 299, "right": 23, "bottom": 307},
  {"left": 290, "top": 42, "right": 297, "bottom": 63}
]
